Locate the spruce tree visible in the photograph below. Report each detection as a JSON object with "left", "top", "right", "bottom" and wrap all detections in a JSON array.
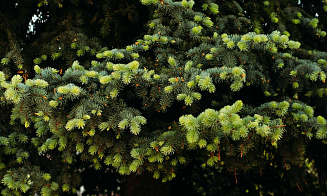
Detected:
[{"left": 0, "top": 0, "right": 327, "bottom": 195}]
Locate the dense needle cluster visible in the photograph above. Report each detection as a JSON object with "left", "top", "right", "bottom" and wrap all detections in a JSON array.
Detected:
[{"left": 0, "top": 0, "right": 327, "bottom": 195}]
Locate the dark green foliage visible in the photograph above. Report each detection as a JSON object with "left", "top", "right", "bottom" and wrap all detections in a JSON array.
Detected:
[{"left": 0, "top": 0, "right": 327, "bottom": 195}]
